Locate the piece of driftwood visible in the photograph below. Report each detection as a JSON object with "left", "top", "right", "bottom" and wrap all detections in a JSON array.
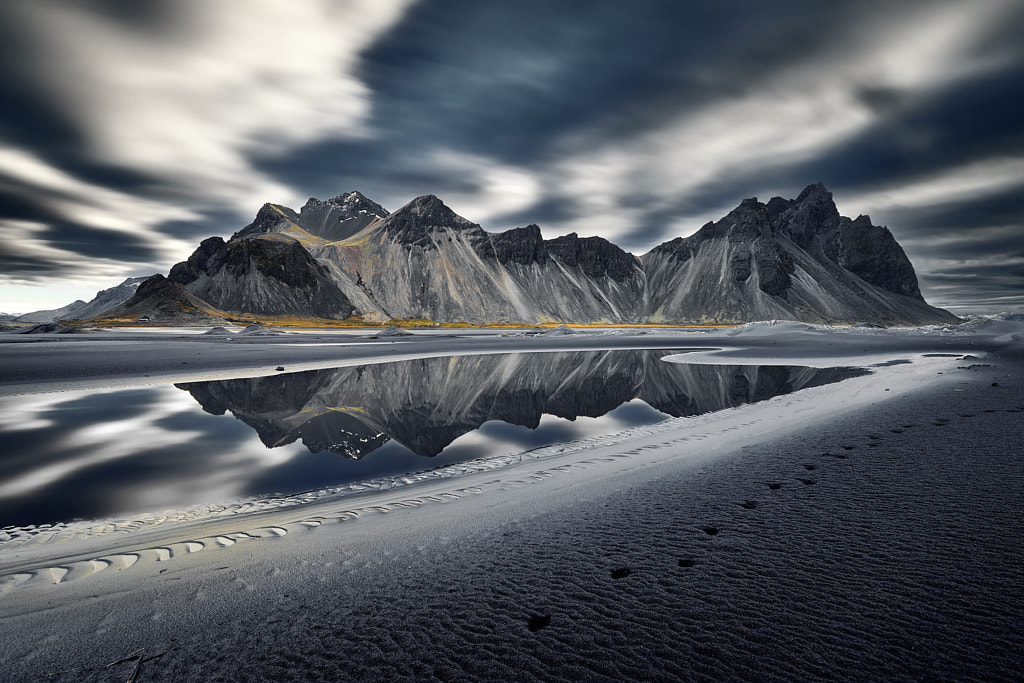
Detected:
[{"left": 126, "top": 649, "right": 144, "bottom": 683}]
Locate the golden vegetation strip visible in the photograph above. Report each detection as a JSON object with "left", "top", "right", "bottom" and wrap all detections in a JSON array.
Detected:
[{"left": 76, "top": 314, "right": 739, "bottom": 330}]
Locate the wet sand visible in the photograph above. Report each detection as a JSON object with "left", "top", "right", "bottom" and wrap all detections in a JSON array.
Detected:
[{"left": 1, "top": 322, "right": 1022, "bottom": 681}]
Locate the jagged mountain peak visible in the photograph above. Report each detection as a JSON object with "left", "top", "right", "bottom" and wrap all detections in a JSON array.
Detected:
[
  {"left": 383, "top": 195, "right": 480, "bottom": 238},
  {"left": 331, "top": 190, "right": 368, "bottom": 202},
  {"left": 795, "top": 181, "right": 832, "bottom": 202},
  {"left": 691, "top": 196, "right": 773, "bottom": 243},
  {"left": 309, "top": 190, "right": 389, "bottom": 218},
  {"left": 395, "top": 194, "right": 459, "bottom": 219},
  {"left": 232, "top": 203, "right": 299, "bottom": 240},
  {"left": 638, "top": 183, "right": 954, "bottom": 323},
  {"left": 777, "top": 183, "right": 842, "bottom": 245}
]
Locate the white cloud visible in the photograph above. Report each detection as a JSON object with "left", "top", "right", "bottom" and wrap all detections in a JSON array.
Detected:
[
  {"left": 0, "top": 386, "right": 303, "bottom": 511},
  {"left": 839, "top": 156, "right": 1024, "bottom": 217},
  {"left": 0, "top": 146, "right": 199, "bottom": 249},
  {"left": 12, "top": 0, "right": 414, "bottom": 215},
  {"left": 533, "top": 1, "right": 1020, "bottom": 249},
  {"left": 0, "top": 146, "right": 200, "bottom": 309},
  {"left": 427, "top": 150, "right": 542, "bottom": 226}
]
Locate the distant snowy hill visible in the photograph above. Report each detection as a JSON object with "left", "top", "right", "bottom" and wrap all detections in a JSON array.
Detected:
[
  {"left": 70, "top": 276, "right": 152, "bottom": 320},
  {"left": 16, "top": 276, "right": 152, "bottom": 323},
  {"left": 14, "top": 300, "right": 89, "bottom": 324}
]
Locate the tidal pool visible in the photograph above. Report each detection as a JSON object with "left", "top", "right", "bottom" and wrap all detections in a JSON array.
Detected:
[{"left": 0, "top": 350, "right": 865, "bottom": 527}]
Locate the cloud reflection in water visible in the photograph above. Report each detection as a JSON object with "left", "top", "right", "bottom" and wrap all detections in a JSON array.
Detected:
[{"left": 0, "top": 351, "right": 865, "bottom": 527}]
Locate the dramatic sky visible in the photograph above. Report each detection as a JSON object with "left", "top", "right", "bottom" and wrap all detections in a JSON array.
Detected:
[{"left": 1, "top": 0, "right": 1022, "bottom": 314}]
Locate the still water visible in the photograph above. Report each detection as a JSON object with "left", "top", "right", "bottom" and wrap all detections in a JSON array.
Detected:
[{"left": 0, "top": 350, "right": 865, "bottom": 527}]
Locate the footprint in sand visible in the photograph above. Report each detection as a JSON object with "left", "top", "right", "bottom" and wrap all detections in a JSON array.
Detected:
[{"left": 528, "top": 615, "right": 551, "bottom": 632}]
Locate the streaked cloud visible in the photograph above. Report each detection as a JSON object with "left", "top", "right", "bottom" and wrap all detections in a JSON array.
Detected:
[{"left": 1, "top": 0, "right": 1022, "bottom": 313}]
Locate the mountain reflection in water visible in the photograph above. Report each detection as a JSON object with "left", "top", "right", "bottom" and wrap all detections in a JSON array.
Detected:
[
  {"left": 176, "top": 350, "right": 865, "bottom": 461},
  {"left": 0, "top": 350, "right": 869, "bottom": 527}
]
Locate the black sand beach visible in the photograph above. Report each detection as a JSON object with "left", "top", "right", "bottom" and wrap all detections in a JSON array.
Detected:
[{"left": 1, "top": 324, "right": 1021, "bottom": 682}]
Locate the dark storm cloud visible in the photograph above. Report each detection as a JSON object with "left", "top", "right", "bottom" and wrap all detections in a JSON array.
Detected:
[
  {"left": 768, "top": 62, "right": 1024, "bottom": 196},
  {"left": 0, "top": 252, "right": 61, "bottom": 276},
  {"left": 921, "top": 261, "right": 1024, "bottom": 313},
  {"left": 0, "top": 170, "right": 169, "bottom": 268},
  {"left": 251, "top": 138, "right": 459, "bottom": 212},
  {"left": 599, "top": 48, "right": 1024, "bottom": 250},
  {"left": 156, "top": 210, "right": 251, "bottom": 241},
  {"left": 0, "top": 172, "right": 162, "bottom": 266},
  {"left": 487, "top": 197, "right": 581, "bottom": 233},
  {"left": 41, "top": 222, "right": 160, "bottom": 262},
  {"left": 885, "top": 188, "right": 1024, "bottom": 237},
  {"left": 76, "top": 0, "right": 185, "bottom": 31},
  {"left": 356, "top": 0, "right": 773, "bottom": 162},
  {"left": 0, "top": 19, "right": 86, "bottom": 161},
  {"left": 260, "top": 0, "right": 874, "bottom": 192}
]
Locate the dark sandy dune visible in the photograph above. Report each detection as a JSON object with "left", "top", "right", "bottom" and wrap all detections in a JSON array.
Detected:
[{"left": 0, "top": 322, "right": 1021, "bottom": 682}]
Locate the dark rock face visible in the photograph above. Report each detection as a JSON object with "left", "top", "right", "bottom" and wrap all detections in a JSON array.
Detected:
[
  {"left": 642, "top": 182, "right": 954, "bottom": 324},
  {"left": 172, "top": 234, "right": 342, "bottom": 290},
  {"left": 381, "top": 195, "right": 483, "bottom": 248},
  {"left": 168, "top": 236, "right": 228, "bottom": 284},
  {"left": 132, "top": 273, "right": 174, "bottom": 301},
  {"left": 486, "top": 225, "right": 639, "bottom": 283},
  {"left": 833, "top": 215, "right": 922, "bottom": 299},
  {"left": 772, "top": 183, "right": 921, "bottom": 300},
  {"left": 232, "top": 204, "right": 299, "bottom": 239},
  {"left": 297, "top": 191, "right": 389, "bottom": 242},
  {"left": 753, "top": 240, "right": 794, "bottom": 297},
  {"left": 652, "top": 236, "right": 694, "bottom": 264},
  {"left": 545, "top": 233, "right": 639, "bottom": 282},
  {"left": 114, "top": 274, "right": 224, "bottom": 323},
  {"left": 227, "top": 237, "right": 326, "bottom": 289},
  {"left": 167, "top": 234, "right": 355, "bottom": 319},
  {"left": 774, "top": 182, "right": 842, "bottom": 251},
  {"left": 490, "top": 225, "right": 548, "bottom": 266},
  {"left": 730, "top": 251, "right": 752, "bottom": 283}
]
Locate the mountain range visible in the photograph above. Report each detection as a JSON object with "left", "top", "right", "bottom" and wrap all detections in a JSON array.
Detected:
[{"left": 84, "top": 183, "right": 956, "bottom": 326}]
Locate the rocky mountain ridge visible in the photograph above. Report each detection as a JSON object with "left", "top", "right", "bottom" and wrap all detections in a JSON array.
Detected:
[
  {"left": 95, "top": 184, "right": 958, "bottom": 326},
  {"left": 640, "top": 183, "right": 946, "bottom": 324}
]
